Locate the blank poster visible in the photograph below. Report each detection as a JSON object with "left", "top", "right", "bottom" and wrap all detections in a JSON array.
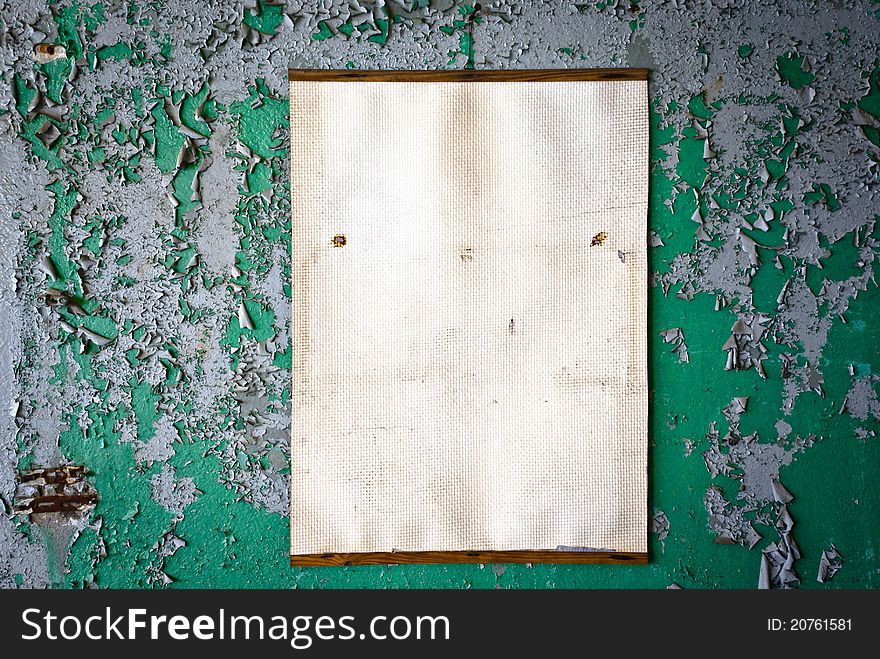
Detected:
[{"left": 289, "top": 70, "right": 648, "bottom": 560}]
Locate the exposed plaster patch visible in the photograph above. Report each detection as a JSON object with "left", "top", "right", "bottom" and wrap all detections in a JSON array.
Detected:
[
  {"left": 150, "top": 464, "right": 199, "bottom": 521},
  {"left": 841, "top": 374, "right": 880, "bottom": 423},
  {"left": 196, "top": 122, "right": 241, "bottom": 275},
  {"left": 651, "top": 508, "right": 669, "bottom": 552}
]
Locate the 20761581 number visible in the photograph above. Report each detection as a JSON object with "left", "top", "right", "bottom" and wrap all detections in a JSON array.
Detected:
[{"left": 768, "top": 618, "right": 852, "bottom": 631}]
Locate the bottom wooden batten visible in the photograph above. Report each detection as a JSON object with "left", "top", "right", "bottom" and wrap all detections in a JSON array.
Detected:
[{"left": 290, "top": 550, "right": 648, "bottom": 566}]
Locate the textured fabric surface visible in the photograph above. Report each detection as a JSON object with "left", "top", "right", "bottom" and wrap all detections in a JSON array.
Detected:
[{"left": 290, "top": 78, "right": 648, "bottom": 554}]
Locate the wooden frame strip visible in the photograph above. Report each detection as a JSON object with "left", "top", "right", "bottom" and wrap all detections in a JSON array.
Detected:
[
  {"left": 288, "top": 68, "right": 648, "bottom": 82},
  {"left": 291, "top": 551, "right": 648, "bottom": 567}
]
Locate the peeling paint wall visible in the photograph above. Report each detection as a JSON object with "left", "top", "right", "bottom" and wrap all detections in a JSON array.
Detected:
[{"left": 0, "top": 0, "right": 878, "bottom": 589}]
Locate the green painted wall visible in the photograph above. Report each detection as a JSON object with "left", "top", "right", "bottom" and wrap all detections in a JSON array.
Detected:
[{"left": 1, "top": 1, "right": 878, "bottom": 589}]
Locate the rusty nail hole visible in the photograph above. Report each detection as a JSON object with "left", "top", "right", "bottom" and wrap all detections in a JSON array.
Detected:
[
  {"left": 332, "top": 234, "right": 346, "bottom": 247},
  {"left": 591, "top": 231, "right": 608, "bottom": 247}
]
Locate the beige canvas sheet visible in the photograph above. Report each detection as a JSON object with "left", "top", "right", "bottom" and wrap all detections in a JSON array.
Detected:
[{"left": 290, "top": 77, "right": 648, "bottom": 554}]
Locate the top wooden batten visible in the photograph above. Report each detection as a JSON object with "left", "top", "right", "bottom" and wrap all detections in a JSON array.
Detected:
[{"left": 288, "top": 68, "right": 648, "bottom": 82}]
